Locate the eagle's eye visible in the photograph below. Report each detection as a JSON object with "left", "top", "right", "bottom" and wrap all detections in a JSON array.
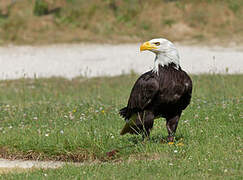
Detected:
[{"left": 154, "top": 42, "right": 160, "bottom": 46}]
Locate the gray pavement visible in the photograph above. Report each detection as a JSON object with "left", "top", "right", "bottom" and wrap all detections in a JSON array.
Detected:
[{"left": 0, "top": 43, "right": 242, "bottom": 80}]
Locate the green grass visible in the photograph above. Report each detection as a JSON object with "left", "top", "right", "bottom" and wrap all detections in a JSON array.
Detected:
[{"left": 0, "top": 74, "right": 242, "bottom": 178}]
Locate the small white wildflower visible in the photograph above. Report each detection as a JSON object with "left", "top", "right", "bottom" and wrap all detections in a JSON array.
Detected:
[
  {"left": 60, "top": 130, "right": 64, "bottom": 134},
  {"left": 174, "top": 150, "right": 178, "bottom": 153},
  {"left": 224, "top": 169, "right": 228, "bottom": 173},
  {"left": 64, "top": 115, "right": 68, "bottom": 118},
  {"left": 33, "top": 117, "right": 38, "bottom": 120},
  {"left": 169, "top": 163, "right": 173, "bottom": 166},
  {"left": 110, "top": 133, "right": 114, "bottom": 139},
  {"left": 9, "top": 126, "right": 12, "bottom": 129},
  {"left": 44, "top": 173, "right": 47, "bottom": 176},
  {"left": 69, "top": 113, "right": 74, "bottom": 120},
  {"left": 45, "top": 133, "right": 49, "bottom": 137}
]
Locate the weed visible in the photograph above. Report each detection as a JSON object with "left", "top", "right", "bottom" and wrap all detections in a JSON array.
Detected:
[
  {"left": 33, "top": 0, "right": 49, "bottom": 16},
  {"left": 140, "top": 21, "right": 151, "bottom": 30},
  {"left": 163, "top": 18, "right": 176, "bottom": 27},
  {"left": 227, "top": 0, "right": 243, "bottom": 14}
]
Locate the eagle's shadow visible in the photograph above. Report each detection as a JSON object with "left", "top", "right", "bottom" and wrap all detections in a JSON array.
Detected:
[
  {"left": 109, "top": 134, "right": 185, "bottom": 156},
  {"left": 126, "top": 133, "right": 185, "bottom": 144}
]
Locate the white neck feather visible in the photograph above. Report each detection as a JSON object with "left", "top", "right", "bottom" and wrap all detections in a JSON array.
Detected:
[{"left": 152, "top": 50, "right": 180, "bottom": 73}]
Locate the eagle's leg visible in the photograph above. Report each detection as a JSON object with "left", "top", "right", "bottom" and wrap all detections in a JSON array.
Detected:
[
  {"left": 166, "top": 112, "right": 181, "bottom": 142},
  {"left": 138, "top": 111, "right": 154, "bottom": 139}
]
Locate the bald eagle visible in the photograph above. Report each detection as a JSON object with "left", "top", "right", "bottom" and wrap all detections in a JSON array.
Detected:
[{"left": 119, "top": 38, "right": 192, "bottom": 142}]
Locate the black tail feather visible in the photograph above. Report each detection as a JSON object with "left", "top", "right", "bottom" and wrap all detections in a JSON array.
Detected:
[{"left": 119, "top": 107, "right": 127, "bottom": 118}]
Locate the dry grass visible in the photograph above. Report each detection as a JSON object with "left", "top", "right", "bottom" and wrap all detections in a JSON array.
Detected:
[{"left": 0, "top": 0, "right": 243, "bottom": 45}]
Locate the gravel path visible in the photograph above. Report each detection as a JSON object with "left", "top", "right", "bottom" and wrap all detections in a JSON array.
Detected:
[
  {"left": 0, "top": 158, "right": 68, "bottom": 169},
  {"left": 0, "top": 44, "right": 242, "bottom": 80},
  {"left": 0, "top": 158, "right": 83, "bottom": 174}
]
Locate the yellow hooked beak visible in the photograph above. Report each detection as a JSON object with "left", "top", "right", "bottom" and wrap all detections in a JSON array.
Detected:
[{"left": 140, "top": 41, "right": 157, "bottom": 51}]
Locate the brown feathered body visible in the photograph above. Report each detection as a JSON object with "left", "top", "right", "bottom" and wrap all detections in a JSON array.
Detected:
[{"left": 119, "top": 63, "right": 192, "bottom": 139}]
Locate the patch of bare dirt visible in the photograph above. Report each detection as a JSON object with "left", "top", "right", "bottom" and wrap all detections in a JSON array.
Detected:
[
  {"left": 0, "top": 152, "right": 168, "bottom": 175},
  {"left": 0, "top": 147, "right": 93, "bottom": 163}
]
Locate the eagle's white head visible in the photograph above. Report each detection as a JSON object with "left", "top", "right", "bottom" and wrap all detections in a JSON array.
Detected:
[{"left": 140, "top": 38, "right": 180, "bottom": 72}]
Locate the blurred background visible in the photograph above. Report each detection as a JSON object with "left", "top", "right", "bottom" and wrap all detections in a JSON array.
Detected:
[
  {"left": 0, "top": 0, "right": 242, "bottom": 79},
  {"left": 0, "top": 0, "right": 243, "bottom": 45}
]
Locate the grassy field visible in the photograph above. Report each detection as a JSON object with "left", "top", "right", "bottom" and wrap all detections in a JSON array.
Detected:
[
  {"left": 0, "top": 74, "right": 242, "bottom": 179},
  {"left": 0, "top": 0, "right": 243, "bottom": 45}
]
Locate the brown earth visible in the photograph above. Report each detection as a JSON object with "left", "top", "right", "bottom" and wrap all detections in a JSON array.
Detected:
[{"left": 0, "top": 0, "right": 243, "bottom": 45}]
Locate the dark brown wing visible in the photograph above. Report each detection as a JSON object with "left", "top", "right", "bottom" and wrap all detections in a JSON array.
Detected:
[
  {"left": 157, "top": 65, "right": 192, "bottom": 110},
  {"left": 120, "top": 71, "right": 159, "bottom": 120}
]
